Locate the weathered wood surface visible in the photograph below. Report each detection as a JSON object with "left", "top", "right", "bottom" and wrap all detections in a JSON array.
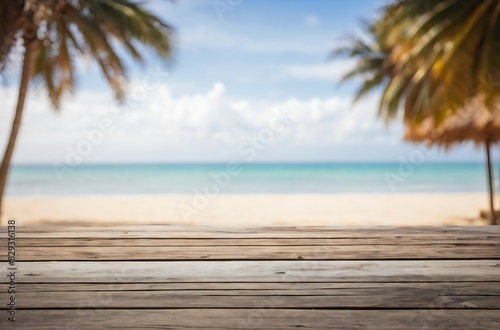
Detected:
[
  {"left": 3, "top": 225, "right": 500, "bottom": 238},
  {"left": 7, "top": 310, "right": 500, "bottom": 329},
  {"left": 11, "top": 237, "right": 500, "bottom": 246},
  {"left": 0, "top": 226, "right": 499, "bottom": 329},
  {"left": 9, "top": 284, "right": 500, "bottom": 309},
  {"left": 2, "top": 226, "right": 499, "bottom": 261},
  {"left": 5, "top": 260, "right": 500, "bottom": 282},
  {"left": 4, "top": 243, "right": 500, "bottom": 260},
  {"left": 6, "top": 310, "right": 500, "bottom": 329}
]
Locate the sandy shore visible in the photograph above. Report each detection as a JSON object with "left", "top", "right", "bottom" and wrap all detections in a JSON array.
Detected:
[{"left": 1, "top": 193, "right": 490, "bottom": 226}]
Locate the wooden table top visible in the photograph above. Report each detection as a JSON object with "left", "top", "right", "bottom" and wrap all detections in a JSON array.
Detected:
[{"left": 1, "top": 225, "right": 499, "bottom": 329}]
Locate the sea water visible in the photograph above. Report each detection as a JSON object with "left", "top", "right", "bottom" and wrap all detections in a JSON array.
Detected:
[{"left": 6, "top": 162, "right": 494, "bottom": 196}]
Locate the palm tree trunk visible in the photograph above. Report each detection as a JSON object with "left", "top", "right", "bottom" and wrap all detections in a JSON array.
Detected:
[
  {"left": 0, "top": 39, "right": 35, "bottom": 225},
  {"left": 485, "top": 138, "right": 496, "bottom": 225}
]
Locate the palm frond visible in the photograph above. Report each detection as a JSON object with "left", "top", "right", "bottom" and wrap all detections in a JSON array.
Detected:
[
  {"left": 334, "top": 0, "right": 500, "bottom": 127},
  {"left": 1, "top": 0, "right": 174, "bottom": 108}
]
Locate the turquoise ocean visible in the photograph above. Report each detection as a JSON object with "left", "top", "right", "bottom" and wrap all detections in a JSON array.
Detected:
[{"left": 6, "top": 163, "right": 496, "bottom": 196}]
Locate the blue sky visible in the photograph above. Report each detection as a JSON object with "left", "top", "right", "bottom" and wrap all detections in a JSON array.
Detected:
[{"left": 0, "top": 0, "right": 497, "bottom": 164}]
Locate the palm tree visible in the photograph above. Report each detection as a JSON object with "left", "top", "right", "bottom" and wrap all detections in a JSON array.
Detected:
[
  {"left": 335, "top": 0, "right": 500, "bottom": 224},
  {"left": 333, "top": 21, "right": 407, "bottom": 122},
  {"left": 405, "top": 97, "right": 500, "bottom": 225},
  {"left": 0, "top": 0, "right": 173, "bottom": 222},
  {"left": 337, "top": 0, "right": 500, "bottom": 125}
]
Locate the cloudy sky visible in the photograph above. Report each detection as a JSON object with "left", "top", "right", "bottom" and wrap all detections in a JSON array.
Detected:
[{"left": 0, "top": 0, "right": 495, "bottom": 164}]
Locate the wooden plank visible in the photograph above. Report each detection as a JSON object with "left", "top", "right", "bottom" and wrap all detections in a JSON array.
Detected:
[
  {"left": 3, "top": 260, "right": 499, "bottom": 283},
  {"left": 4, "top": 286, "right": 500, "bottom": 309},
  {"left": 13, "top": 237, "right": 500, "bottom": 247},
  {"left": 4, "top": 243, "right": 500, "bottom": 260},
  {"left": 0, "top": 226, "right": 498, "bottom": 329},
  {"left": 7, "top": 225, "right": 500, "bottom": 233},
  {"left": 2, "top": 309, "right": 499, "bottom": 329},
  {"left": 4, "top": 225, "right": 500, "bottom": 238},
  {"left": 15, "top": 281, "right": 500, "bottom": 293}
]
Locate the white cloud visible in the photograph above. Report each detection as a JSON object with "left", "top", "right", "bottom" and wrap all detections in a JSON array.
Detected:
[
  {"left": 304, "top": 15, "right": 320, "bottom": 27},
  {"left": 285, "top": 60, "right": 355, "bottom": 81},
  {"left": 0, "top": 82, "right": 404, "bottom": 163}
]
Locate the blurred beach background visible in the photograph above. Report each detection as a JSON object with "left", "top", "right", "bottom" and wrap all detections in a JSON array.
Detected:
[
  {"left": 3, "top": 162, "right": 495, "bottom": 225},
  {"left": 1, "top": 0, "right": 499, "bottom": 226}
]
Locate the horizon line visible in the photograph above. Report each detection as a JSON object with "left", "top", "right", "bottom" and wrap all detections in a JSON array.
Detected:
[{"left": 11, "top": 160, "right": 488, "bottom": 166}]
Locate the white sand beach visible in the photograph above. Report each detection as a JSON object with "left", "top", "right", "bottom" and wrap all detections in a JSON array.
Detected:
[{"left": 2, "top": 193, "right": 490, "bottom": 226}]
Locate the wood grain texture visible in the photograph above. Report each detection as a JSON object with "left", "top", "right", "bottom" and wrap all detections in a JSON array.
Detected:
[
  {"left": 5, "top": 287, "right": 500, "bottom": 309},
  {"left": 2, "top": 260, "right": 500, "bottom": 283},
  {"left": 14, "top": 281, "right": 500, "bottom": 293},
  {"left": 11, "top": 237, "right": 500, "bottom": 247},
  {"left": 1, "top": 226, "right": 498, "bottom": 329},
  {"left": 3, "top": 225, "right": 500, "bottom": 238},
  {"left": 1, "top": 310, "right": 499, "bottom": 329},
  {"left": 4, "top": 243, "right": 500, "bottom": 260}
]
